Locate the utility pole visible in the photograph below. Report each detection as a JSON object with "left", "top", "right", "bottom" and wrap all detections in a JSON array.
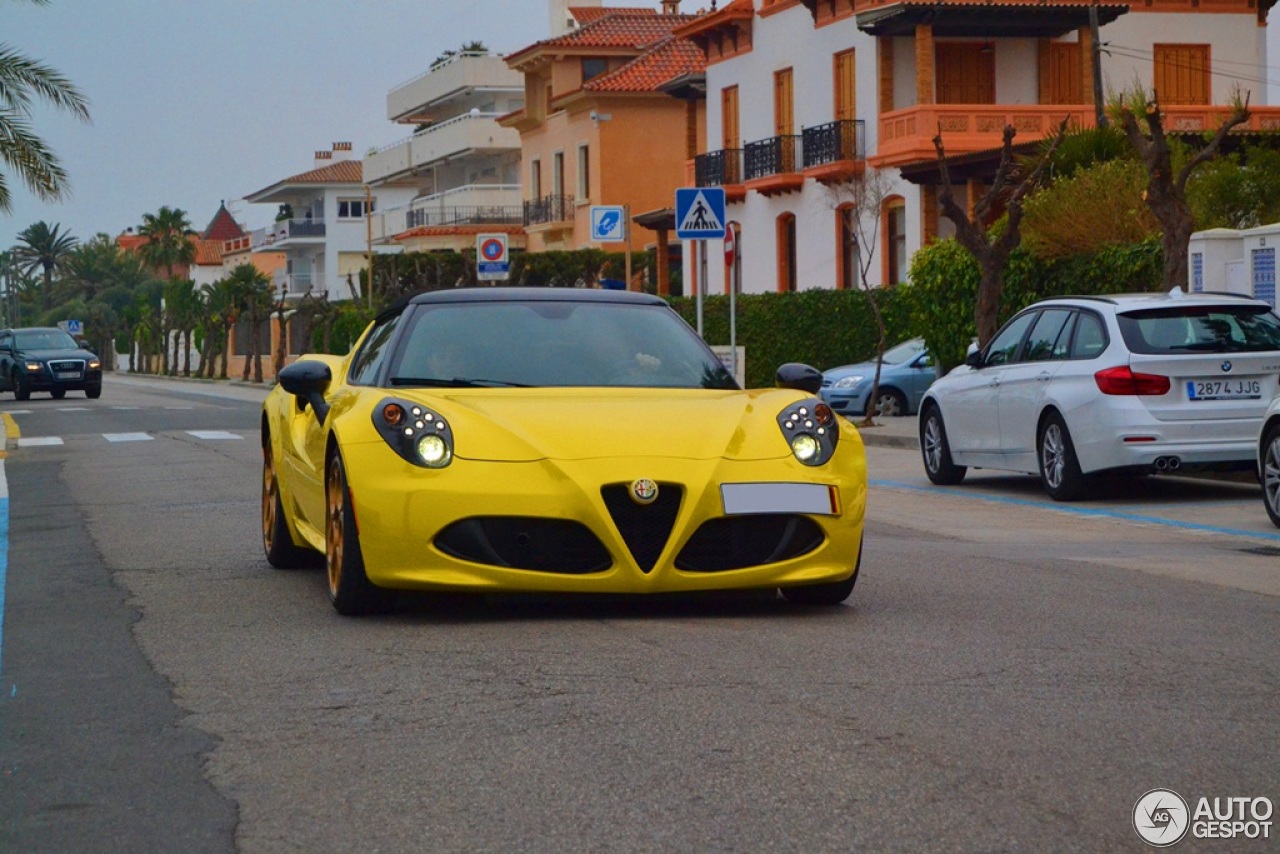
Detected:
[
  {"left": 1089, "top": 4, "right": 1106, "bottom": 128},
  {"left": 365, "top": 184, "right": 374, "bottom": 310}
]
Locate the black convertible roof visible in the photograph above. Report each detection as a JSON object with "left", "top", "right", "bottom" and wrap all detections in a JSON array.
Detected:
[{"left": 409, "top": 287, "right": 667, "bottom": 306}]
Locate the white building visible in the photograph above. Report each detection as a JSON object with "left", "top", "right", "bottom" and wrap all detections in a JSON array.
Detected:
[
  {"left": 244, "top": 143, "right": 415, "bottom": 301},
  {"left": 364, "top": 51, "right": 527, "bottom": 252},
  {"left": 677, "top": 0, "right": 1280, "bottom": 297}
]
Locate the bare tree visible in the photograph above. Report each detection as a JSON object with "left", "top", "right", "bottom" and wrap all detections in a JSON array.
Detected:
[
  {"left": 1112, "top": 86, "right": 1250, "bottom": 290},
  {"left": 933, "top": 119, "right": 1069, "bottom": 347},
  {"left": 825, "top": 167, "right": 896, "bottom": 426}
]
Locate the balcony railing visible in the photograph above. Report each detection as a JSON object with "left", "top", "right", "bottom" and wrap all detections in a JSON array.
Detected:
[
  {"left": 695, "top": 149, "right": 744, "bottom": 186},
  {"left": 802, "top": 119, "right": 865, "bottom": 167},
  {"left": 272, "top": 271, "right": 315, "bottom": 295},
  {"left": 406, "top": 205, "right": 524, "bottom": 228},
  {"left": 523, "top": 195, "right": 575, "bottom": 226},
  {"left": 252, "top": 218, "right": 326, "bottom": 249},
  {"left": 744, "top": 135, "right": 802, "bottom": 181}
]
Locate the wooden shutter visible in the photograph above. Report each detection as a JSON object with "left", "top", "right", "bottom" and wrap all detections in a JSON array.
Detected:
[
  {"left": 935, "top": 43, "right": 995, "bottom": 104},
  {"left": 774, "top": 68, "right": 794, "bottom": 136},
  {"left": 1154, "top": 44, "right": 1210, "bottom": 106},
  {"left": 722, "top": 85, "right": 740, "bottom": 149},
  {"left": 1048, "top": 42, "right": 1082, "bottom": 104},
  {"left": 835, "top": 49, "right": 857, "bottom": 121}
]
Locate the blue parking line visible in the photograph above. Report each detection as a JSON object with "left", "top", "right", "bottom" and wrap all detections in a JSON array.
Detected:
[{"left": 869, "top": 477, "right": 1280, "bottom": 542}]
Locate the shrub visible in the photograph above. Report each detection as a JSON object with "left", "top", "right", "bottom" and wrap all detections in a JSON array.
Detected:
[{"left": 1022, "top": 159, "right": 1159, "bottom": 259}]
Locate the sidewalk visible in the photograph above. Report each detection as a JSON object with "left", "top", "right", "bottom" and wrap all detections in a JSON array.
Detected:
[{"left": 851, "top": 414, "right": 919, "bottom": 450}]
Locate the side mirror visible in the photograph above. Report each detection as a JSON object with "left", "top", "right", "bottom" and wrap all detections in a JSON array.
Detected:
[
  {"left": 278, "top": 360, "right": 333, "bottom": 425},
  {"left": 775, "top": 362, "right": 823, "bottom": 394},
  {"left": 965, "top": 350, "right": 985, "bottom": 369}
]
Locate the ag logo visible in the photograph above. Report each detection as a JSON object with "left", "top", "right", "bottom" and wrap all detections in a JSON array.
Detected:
[
  {"left": 1134, "top": 789, "right": 1190, "bottom": 847},
  {"left": 629, "top": 478, "right": 659, "bottom": 505}
]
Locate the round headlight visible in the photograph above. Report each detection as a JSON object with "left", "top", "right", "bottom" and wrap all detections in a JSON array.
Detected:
[
  {"left": 415, "top": 433, "right": 452, "bottom": 467},
  {"left": 790, "top": 433, "right": 820, "bottom": 462}
]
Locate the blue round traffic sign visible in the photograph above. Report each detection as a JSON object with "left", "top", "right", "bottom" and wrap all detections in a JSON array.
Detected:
[{"left": 480, "top": 238, "right": 505, "bottom": 261}]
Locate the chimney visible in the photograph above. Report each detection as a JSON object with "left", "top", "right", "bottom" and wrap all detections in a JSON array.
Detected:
[
  {"left": 314, "top": 149, "right": 333, "bottom": 166},
  {"left": 332, "top": 141, "right": 354, "bottom": 161},
  {"left": 661, "top": 0, "right": 680, "bottom": 13}
]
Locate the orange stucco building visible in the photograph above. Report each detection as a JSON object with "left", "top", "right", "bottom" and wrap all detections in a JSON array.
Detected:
[{"left": 500, "top": 3, "right": 706, "bottom": 288}]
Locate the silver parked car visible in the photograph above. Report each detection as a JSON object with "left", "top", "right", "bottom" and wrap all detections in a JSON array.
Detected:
[
  {"left": 821, "top": 338, "right": 935, "bottom": 417},
  {"left": 920, "top": 291, "right": 1280, "bottom": 500}
]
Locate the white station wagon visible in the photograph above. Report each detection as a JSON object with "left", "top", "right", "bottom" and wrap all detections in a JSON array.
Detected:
[{"left": 919, "top": 291, "right": 1280, "bottom": 500}]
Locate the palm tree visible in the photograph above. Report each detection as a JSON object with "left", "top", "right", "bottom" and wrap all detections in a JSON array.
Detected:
[
  {"left": 13, "top": 220, "right": 77, "bottom": 311},
  {"left": 223, "top": 264, "right": 272, "bottom": 382},
  {"left": 0, "top": 36, "right": 91, "bottom": 214},
  {"left": 138, "top": 206, "right": 195, "bottom": 373}
]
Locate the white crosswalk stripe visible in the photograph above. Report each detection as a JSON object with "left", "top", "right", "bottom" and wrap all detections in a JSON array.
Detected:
[
  {"left": 186, "top": 430, "right": 242, "bottom": 440},
  {"left": 103, "top": 433, "right": 153, "bottom": 443},
  {"left": 17, "top": 437, "right": 64, "bottom": 447}
]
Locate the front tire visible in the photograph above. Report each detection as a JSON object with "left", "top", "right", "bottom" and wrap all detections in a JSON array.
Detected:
[
  {"left": 326, "top": 451, "right": 392, "bottom": 615},
  {"left": 1261, "top": 423, "right": 1280, "bottom": 528},
  {"left": 867, "top": 387, "right": 908, "bottom": 418},
  {"left": 1039, "top": 412, "right": 1088, "bottom": 501},
  {"left": 263, "top": 439, "right": 319, "bottom": 568},
  {"left": 781, "top": 539, "right": 861, "bottom": 606},
  {"left": 85, "top": 383, "right": 102, "bottom": 399},
  {"left": 13, "top": 371, "right": 29, "bottom": 401},
  {"left": 920, "top": 405, "right": 966, "bottom": 485}
]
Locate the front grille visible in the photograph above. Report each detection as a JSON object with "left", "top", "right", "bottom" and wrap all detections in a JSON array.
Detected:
[
  {"left": 676, "top": 514, "right": 824, "bottom": 572},
  {"left": 49, "top": 359, "right": 85, "bottom": 374},
  {"left": 434, "top": 517, "right": 611, "bottom": 574},
  {"left": 600, "top": 483, "right": 683, "bottom": 573}
]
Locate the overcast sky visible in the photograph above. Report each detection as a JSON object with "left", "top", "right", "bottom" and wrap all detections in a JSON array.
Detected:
[{"left": 0, "top": 0, "right": 611, "bottom": 249}]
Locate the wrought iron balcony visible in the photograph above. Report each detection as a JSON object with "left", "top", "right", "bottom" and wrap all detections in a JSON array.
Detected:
[
  {"left": 694, "top": 149, "right": 744, "bottom": 187},
  {"left": 744, "top": 135, "right": 803, "bottom": 181},
  {"left": 802, "top": 120, "right": 866, "bottom": 167},
  {"left": 523, "top": 194, "right": 575, "bottom": 226},
  {"left": 406, "top": 205, "right": 525, "bottom": 228}
]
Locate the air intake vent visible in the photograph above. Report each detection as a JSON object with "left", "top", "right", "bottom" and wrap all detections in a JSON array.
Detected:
[
  {"left": 676, "top": 514, "right": 824, "bottom": 572},
  {"left": 435, "top": 517, "right": 610, "bottom": 574},
  {"left": 600, "top": 483, "right": 683, "bottom": 573}
]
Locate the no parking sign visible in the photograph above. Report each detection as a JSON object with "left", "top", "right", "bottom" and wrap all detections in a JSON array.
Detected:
[{"left": 476, "top": 233, "right": 510, "bottom": 281}]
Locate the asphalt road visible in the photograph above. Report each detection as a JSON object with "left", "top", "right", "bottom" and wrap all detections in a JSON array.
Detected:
[{"left": 1, "top": 374, "right": 1277, "bottom": 852}]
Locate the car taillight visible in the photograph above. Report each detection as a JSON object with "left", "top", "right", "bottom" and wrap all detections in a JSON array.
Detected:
[{"left": 1094, "top": 366, "right": 1171, "bottom": 396}]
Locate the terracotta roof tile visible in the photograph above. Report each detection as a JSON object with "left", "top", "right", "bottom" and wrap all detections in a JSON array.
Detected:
[
  {"left": 201, "top": 203, "right": 245, "bottom": 242},
  {"left": 569, "top": 6, "right": 656, "bottom": 25},
  {"left": 585, "top": 34, "right": 705, "bottom": 92},
  {"left": 280, "top": 160, "right": 363, "bottom": 185},
  {"left": 510, "top": 12, "right": 699, "bottom": 61},
  {"left": 193, "top": 238, "right": 224, "bottom": 266}
]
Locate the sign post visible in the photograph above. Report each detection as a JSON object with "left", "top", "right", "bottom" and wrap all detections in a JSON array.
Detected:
[
  {"left": 590, "top": 204, "right": 631, "bottom": 289},
  {"left": 475, "top": 233, "right": 510, "bottom": 282},
  {"left": 725, "top": 225, "right": 738, "bottom": 384},
  {"left": 675, "top": 187, "right": 727, "bottom": 339}
]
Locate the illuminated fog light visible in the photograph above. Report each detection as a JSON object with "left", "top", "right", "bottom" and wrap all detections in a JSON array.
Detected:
[
  {"left": 416, "top": 434, "right": 452, "bottom": 467},
  {"left": 411, "top": 407, "right": 422, "bottom": 417},
  {"left": 414, "top": 420, "right": 425, "bottom": 429},
  {"left": 435, "top": 421, "right": 445, "bottom": 430},
  {"left": 402, "top": 427, "right": 414, "bottom": 436},
  {"left": 791, "top": 434, "right": 820, "bottom": 462}
]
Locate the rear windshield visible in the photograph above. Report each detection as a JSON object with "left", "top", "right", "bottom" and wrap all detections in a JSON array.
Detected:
[{"left": 1117, "top": 305, "right": 1280, "bottom": 354}]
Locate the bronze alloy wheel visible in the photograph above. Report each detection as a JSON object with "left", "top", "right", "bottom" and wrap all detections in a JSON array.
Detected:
[
  {"left": 262, "top": 446, "right": 277, "bottom": 549},
  {"left": 262, "top": 438, "right": 317, "bottom": 569},
  {"left": 326, "top": 454, "right": 346, "bottom": 598}
]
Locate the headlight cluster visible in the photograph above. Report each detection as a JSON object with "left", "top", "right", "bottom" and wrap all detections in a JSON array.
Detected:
[
  {"left": 830, "top": 375, "right": 865, "bottom": 390},
  {"left": 372, "top": 397, "right": 454, "bottom": 468},
  {"left": 88, "top": 359, "right": 101, "bottom": 370},
  {"left": 776, "top": 398, "right": 838, "bottom": 466},
  {"left": 25, "top": 362, "right": 41, "bottom": 372}
]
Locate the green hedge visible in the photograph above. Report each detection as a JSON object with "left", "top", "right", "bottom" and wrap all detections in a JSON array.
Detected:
[{"left": 668, "top": 289, "right": 914, "bottom": 388}]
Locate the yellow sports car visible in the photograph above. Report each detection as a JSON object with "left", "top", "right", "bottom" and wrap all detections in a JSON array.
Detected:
[{"left": 261, "top": 288, "right": 866, "bottom": 615}]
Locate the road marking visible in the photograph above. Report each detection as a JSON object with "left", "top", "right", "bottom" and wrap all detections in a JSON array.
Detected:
[
  {"left": 186, "top": 430, "right": 242, "bottom": 440},
  {"left": 57, "top": 407, "right": 90, "bottom": 412},
  {"left": 103, "top": 433, "right": 153, "bottom": 443},
  {"left": 110, "top": 406, "right": 140, "bottom": 411},
  {"left": 164, "top": 406, "right": 194, "bottom": 411},
  {"left": 17, "top": 437, "right": 63, "bottom": 447},
  {"left": 870, "top": 478, "right": 1280, "bottom": 543},
  {"left": 5, "top": 410, "right": 30, "bottom": 416}
]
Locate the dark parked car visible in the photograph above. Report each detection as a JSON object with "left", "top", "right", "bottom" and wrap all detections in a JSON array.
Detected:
[{"left": 0, "top": 327, "right": 102, "bottom": 400}]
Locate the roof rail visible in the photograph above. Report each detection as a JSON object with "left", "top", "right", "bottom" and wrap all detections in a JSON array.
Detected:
[
  {"left": 1195, "top": 290, "right": 1257, "bottom": 299},
  {"left": 1051, "top": 295, "right": 1119, "bottom": 304}
]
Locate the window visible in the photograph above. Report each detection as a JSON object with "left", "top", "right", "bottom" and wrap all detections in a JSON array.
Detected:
[
  {"left": 837, "top": 205, "right": 859, "bottom": 290},
  {"left": 1154, "top": 44, "right": 1209, "bottom": 106},
  {"left": 582, "top": 58, "right": 608, "bottom": 82},
  {"left": 777, "top": 213, "right": 797, "bottom": 292},
  {"left": 884, "top": 198, "right": 906, "bottom": 285},
  {"left": 576, "top": 144, "right": 590, "bottom": 201},
  {"left": 722, "top": 86, "right": 740, "bottom": 151},
  {"left": 347, "top": 312, "right": 404, "bottom": 386},
  {"left": 337, "top": 198, "right": 373, "bottom": 219},
  {"left": 530, "top": 159, "right": 542, "bottom": 199},
  {"left": 1023, "top": 309, "right": 1074, "bottom": 362},
  {"left": 1069, "top": 312, "right": 1108, "bottom": 360},
  {"left": 984, "top": 311, "right": 1038, "bottom": 366},
  {"left": 553, "top": 151, "right": 565, "bottom": 199},
  {"left": 774, "top": 68, "right": 794, "bottom": 137}
]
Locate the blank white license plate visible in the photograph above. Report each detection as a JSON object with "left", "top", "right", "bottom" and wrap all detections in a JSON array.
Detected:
[
  {"left": 1186, "top": 378, "right": 1261, "bottom": 400},
  {"left": 56, "top": 371, "right": 80, "bottom": 379},
  {"left": 721, "top": 482, "right": 837, "bottom": 516}
]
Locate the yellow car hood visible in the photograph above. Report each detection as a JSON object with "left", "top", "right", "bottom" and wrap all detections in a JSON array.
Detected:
[{"left": 388, "top": 387, "right": 807, "bottom": 462}]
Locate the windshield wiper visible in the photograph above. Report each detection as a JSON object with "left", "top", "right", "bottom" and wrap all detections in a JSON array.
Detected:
[{"left": 391, "top": 376, "right": 532, "bottom": 388}]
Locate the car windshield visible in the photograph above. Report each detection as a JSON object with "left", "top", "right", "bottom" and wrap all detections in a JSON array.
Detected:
[
  {"left": 1117, "top": 305, "right": 1280, "bottom": 354},
  {"left": 14, "top": 329, "right": 78, "bottom": 350},
  {"left": 880, "top": 338, "right": 927, "bottom": 365},
  {"left": 388, "top": 300, "right": 739, "bottom": 390}
]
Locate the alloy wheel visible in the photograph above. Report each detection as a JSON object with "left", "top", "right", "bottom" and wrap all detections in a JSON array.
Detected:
[
  {"left": 1265, "top": 437, "right": 1280, "bottom": 517},
  {"left": 326, "top": 457, "right": 345, "bottom": 597},
  {"left": 1041, "top": 423, "right": 1066, "bottom": 489}
]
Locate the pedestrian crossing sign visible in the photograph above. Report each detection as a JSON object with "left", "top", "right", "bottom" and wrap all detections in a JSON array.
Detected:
[{"left": 675, "top": 187, "right": 726, "bottom": 239}]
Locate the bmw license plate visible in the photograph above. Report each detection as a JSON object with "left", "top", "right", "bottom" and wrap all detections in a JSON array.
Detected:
[
  {"left": 56, "top": 371, "right": 79, "bottom": 380},
  {"left": 1187, "top": 378, "right": 1261, "bottom": 401}
]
